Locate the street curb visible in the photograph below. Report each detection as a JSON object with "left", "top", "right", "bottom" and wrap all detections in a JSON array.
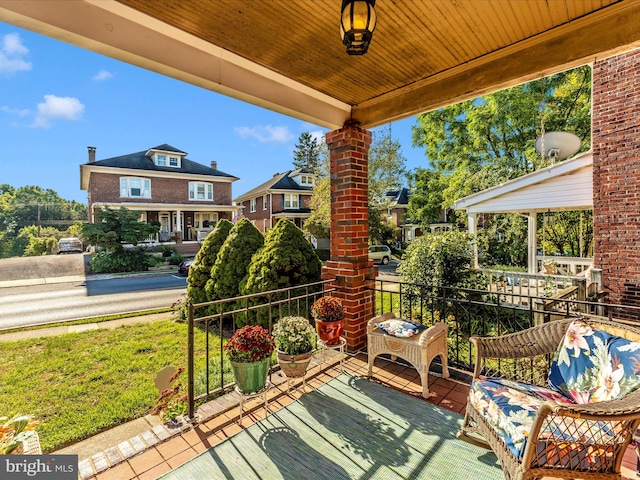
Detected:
[{"left": 0, "top": 269, "right": 182, "bottom": 289}]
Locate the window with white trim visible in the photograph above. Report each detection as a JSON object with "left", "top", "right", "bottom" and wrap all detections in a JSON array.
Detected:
[
  {"left": 156, "top": 155, "right": 167, "bottom": 166},
  {"left": 120, "top": 177, "right": 151, "bottom": 198},
  {"left": 263, "top": 219, "right": 268, "bottom": 231},
  {"left": 169, "top": 156, "right": 180, "bottom": 167},
  {"left": 250, "top": 198, "right": 257, "bottom": 213},
  {"left": 263, "top": 195, "right": 268, "bottom": 210},
  {"left": 284, "top": 194, "right": 299, "bottom": 209},
  {"left": 300, "top": 175, "right": 314, "bottom": 186},
  {"left": 188, "top": 182, "right": 213, "bottom": 201}
]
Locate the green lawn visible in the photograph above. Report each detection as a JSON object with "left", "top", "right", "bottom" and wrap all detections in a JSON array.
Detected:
[{"left": 0, "top": 320, "right": 225, "bottom": 452}]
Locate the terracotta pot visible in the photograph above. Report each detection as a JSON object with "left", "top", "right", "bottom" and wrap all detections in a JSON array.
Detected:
[
  {"left": 277, "top": 350, "right": 313, "bottom": 378},
  {"left": 230, "top": 358, "right": 270, "bottom": 394},
  {"left": 315, "top": 318, "right": 344, "bottom": 346}
]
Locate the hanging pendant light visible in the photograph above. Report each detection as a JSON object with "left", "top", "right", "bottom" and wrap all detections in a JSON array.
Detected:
[{"left": 340, "top": 0, "right": 377, "bottom": 55}]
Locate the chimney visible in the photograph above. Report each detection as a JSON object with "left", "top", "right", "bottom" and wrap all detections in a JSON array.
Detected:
[
  {"left": 88, "top": 146, "right": 96, "bottom": 163},
  {"left": 210, "top": 160, "right": 217, "bottom": 170}
]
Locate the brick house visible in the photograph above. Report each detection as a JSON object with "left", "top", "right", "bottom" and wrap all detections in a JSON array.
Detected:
[
  {"left": 80, "top": 144, "right": 238, "bottom": 243},
  {"left": 233, "top": 169, "right": 315, "bottom": 233}
]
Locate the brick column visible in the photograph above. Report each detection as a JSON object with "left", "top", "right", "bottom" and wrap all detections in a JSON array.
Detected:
[
  {"left": 593, "top": 49, "right": 640, "bottom": 311},
  {"left": 323, "top": 122, "right": 377, "bottom": 351}
]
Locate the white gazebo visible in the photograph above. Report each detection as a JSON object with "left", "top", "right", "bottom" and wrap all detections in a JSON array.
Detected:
[{"left": 453, "top": 151, "right": 593, "bottom": 273}]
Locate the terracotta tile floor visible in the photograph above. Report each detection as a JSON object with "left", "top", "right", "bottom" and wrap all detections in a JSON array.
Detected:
[{"left": 86, "top": 352, "right": 639, "bottom": 480}]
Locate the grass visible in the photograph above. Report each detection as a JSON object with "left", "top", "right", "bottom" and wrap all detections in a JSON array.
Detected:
[{"left": 0, "top": 319, "right": 226, "bottom": 452}]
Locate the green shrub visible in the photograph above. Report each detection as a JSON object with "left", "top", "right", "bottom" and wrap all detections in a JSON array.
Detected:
[
  {"left": 187, "top": 219, "right": 233, "bottom": 306},
  {"left": 90, "top": 249, "right": 149, "bottom": 273},
  {"left": 239, "top": 219, "right": 322, "bottom": 327},
  {"left": 206, "top": 219, "right": 264, "bottom": 303},
  {"left": 168, "top": 253, "right": 184, "bottom": 265}
]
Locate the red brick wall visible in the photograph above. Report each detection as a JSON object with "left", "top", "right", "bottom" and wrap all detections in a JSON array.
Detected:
[
  {"left": 593, "top": 49, "right": 640, "bottom": 309},
  {"left": 323, "top": 123, "right": 377, "bottom": 350},
  {"left": 240, "top": 193, "right": 313, "bottom": 232},
  {"left": 88, "top": 172, "right": 232, "bottom": 209},
  {"left": 239, "top": 196, "right": 271, "bottom": 232}
]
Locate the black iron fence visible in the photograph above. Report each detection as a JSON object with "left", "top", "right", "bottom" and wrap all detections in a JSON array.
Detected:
[
  {"left": 185, "top": 276, "right": 640, "bottom": 418},
  {"left": 186, "top": 280, "right": 333, "bottom": 417},
  {"left": 373, "top": 278, "right": 640, "bottom": 372}
]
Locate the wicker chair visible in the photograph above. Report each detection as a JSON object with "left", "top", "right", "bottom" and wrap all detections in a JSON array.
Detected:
[
  {"left": 458, "top": 317, "right": 640, "bottom": 480},
  {"left": 367, "top": 312, "right": 449, "bottom": 398}
]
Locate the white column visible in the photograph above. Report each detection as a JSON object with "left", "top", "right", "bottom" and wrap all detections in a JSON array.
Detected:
[
  {"left": 468, "top": 213, "right": 478, "bottom": 269},
  {"left": 528, "top": 213, "right": 537, "bottom": 274},
  {"left": 175, "top": 210, "right": 182, "bottom": 233}
]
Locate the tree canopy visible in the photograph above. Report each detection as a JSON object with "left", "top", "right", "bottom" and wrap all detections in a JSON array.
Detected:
[
  {"left": 0, "top": 185, "right": 88, "bottom": 257},
  {"left": 409, "top": 66, "right": 592, "bottom": 266},
  {"left": 81, "top": 207, "right": 158, "bottom": 253},
  {"left": 292, "top": 132, "right": 324, "bottom": 173},
  {"left": 411, "top": 66, "right": 591, "bottom": 210}
]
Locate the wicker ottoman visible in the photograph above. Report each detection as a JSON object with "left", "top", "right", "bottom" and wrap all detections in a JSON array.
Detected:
[{"left": 367, "top": 312, "right": 449, "bottom": 398}]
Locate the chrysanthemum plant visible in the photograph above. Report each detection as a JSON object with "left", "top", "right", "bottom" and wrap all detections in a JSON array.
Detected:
[
  {"left": 224, "top": 325, "right": 275, "bottom": 363},
  {"left": 273, "top": 316, "right": 317, "bottom": 355},
  {"left": 311, "top": 296, "right": 345, "bottom": 322}
]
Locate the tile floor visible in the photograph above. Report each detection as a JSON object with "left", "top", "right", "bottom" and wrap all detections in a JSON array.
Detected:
[{"left": 84, "top": 352, "right": 638, "bottom": 480}]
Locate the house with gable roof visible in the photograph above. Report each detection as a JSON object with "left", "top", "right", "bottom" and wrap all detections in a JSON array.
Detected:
[
  {"left": 80, "top": 144, "right": 239, "bottom": 244},
  {"left": 233, "top": 168, "right": 315, "bottom": 233}
]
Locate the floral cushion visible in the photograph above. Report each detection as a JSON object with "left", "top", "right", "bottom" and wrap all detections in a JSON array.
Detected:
[
  {"left": 469, "top": 377, "right": 574, "bottom": 460},
  {"left": 469, "top": 377, "right": 615, "bottom": 468},
  {"left": 548, "top": 318, "right": 640, "bottom": 404},
  {"left": 375, "top": 319, "right": 425, "bottom": 338}
]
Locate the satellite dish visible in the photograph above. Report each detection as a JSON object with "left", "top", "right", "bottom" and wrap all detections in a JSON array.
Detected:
[{"left": 535, "top": 131, "right": 582, "bottom": 162}]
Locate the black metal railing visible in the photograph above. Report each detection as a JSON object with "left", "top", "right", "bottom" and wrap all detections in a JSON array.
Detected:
[
  {"left": 372, "top": 278, "right": 640, "bottom": 372},
  {"left": 186, "top": 280, "right": 333, "bottom": 417}
]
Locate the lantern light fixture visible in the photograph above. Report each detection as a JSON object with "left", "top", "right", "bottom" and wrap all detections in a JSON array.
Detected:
[{"left": 340, "top": 0, "right": 377, "bottom": 55}]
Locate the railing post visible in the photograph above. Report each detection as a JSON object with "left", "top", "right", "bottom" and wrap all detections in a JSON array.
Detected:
[{"left": 187, "top": 299, "right": 195, "bottom": 419}]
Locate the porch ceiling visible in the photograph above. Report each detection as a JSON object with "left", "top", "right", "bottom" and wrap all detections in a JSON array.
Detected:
[{"left": 1, "top": 1, "right": 640, "bottom": 129}]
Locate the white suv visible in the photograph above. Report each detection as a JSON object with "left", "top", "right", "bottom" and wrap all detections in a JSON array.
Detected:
[{"left": 368, "top": 245, "right": 391, "bottom": 265}]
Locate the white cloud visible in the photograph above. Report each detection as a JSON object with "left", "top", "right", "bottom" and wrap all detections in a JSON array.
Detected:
[
  {"left": 92, "top": 70, "right": 113, "bottom": 81},
  {"left": 309, "top": 130, "right": 326, "bottom": 145},
  {"left": 0, "top": 33, "right": 32, "bottom": 76},
  {"left": 32, "top": 95, "right": 85, "bottom": 128},
  {"left": 1, "top": 105, "right": 30, "bottom": 117},
  {"left": 234, "top": 125, "right": 294, "bottom": 143}
]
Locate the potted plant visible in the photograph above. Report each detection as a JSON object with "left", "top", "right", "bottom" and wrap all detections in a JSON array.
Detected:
[
  {"left": 273, "top": 316, "right": 317, "bottom": 378},
  {"left": 311, "top": 295, "right": 345, "bottom": 346},
  {"left": 1, "top": 414, "right": 40, "bottom": 455},
  {"left": 224, "top": 325, "right": 275, "bottom": 394}
]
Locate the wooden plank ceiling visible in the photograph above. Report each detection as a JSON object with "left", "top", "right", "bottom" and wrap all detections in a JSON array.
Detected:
[{"left": 1, "top": 0, "right": 639, "bottom": 129}]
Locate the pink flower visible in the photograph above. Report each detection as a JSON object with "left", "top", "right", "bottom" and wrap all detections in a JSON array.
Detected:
[
  {"left": 592, "top": 362, "right": 624, "bottom": 402},
  {"left": 563, "top": 321, "right": 592, "bottom": 357}
]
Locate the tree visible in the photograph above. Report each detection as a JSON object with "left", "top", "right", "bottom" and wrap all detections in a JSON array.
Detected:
[
  {"left": 81, "top": 207, "right": 158, "bottom": 253},
  {"left": 412, "top": 66, "right": 591, "bottom": 207},
  {"left": 368, "top": 125, "right": 408, "bottom": 244},
  {"left": 303, "top": 175, "right": 331, "bottom": 239},
  {"left": 539, "top": 211, "right": 593, "bottom": 258},
  {"left": 407, "top": 168, "right": 447, "bottom": 226},
  {"left": 242, "top": 218, "right": 322, "bottom": 294},
  {"left": 240, "top": 219, "right": 322, "bottom": 326},
  {"left": 186, "top": 219, "right": 233, "bottom": 306},
  {"left": 398, "top": 231, "right": 474, "bottom": 289},
  {"left": 411, "top": 66, "right": 592, "bottom": 266},
  {"left": 292, "top": 132, "right": 324, "bottom": 173},
  {"left": 0, "top": 185, "right": 87, "bottom": 233},
  {"left": 368, "top": 125, "right": 408, "bottom": 206},
  {"left": 206, "top": 218, "right": 264, "bottom": 302}
]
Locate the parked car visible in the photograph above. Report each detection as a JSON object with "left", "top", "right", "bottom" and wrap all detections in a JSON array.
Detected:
[
  {"left": 178, "top": 259, "right": 193, "bottom": 276},
  {"left": 368, "top": 245, "right": 391, "bottom": 265},
  {"left": 56, "top": 237, "right": 83, "bottom": 254}
]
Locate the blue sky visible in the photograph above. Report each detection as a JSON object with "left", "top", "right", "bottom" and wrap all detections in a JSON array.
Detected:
[{"left": 0, "top": 24, "right": 428, "bottom": 203}]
